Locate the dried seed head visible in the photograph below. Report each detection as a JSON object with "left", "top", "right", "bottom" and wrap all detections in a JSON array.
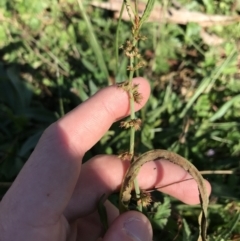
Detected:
[
  {"left": 139, "top": 35, "right": 147, "bottom": 41},
  {"left": 133, "top": 90, "right": 143, "bottom": 104},
  {"left": 137, "top": 191, "right": 152, "bottom": 207},
  {"left": 117, "top": 81, "right": 131, "bottom": 91},
  {"left": 136, "top": 60, "right": 147, "bottom": 69},
  {"left": 125, "top": 40, "right": 133, "bottom": 52},
  {"left": 132, "top": 84, "right": 139, "bottom": 91},
  {"left": 127, "top": 65, "right": 134, "bottom": 71},
  {"left": 133, "top": 118, "right": 142, "bottom": 130},
  {"left": 118, "top": 152, "right": 133, "bottom": 161},
  {"left": 125, "top": 46, "right": 140, "bottom": 58},
  {"left": 125, "top": 51, "right": 135, "bottom": 58},
  {"left": 120, "top": 119, "right": 142, "bottom": 131},
  {"left": 136, "top": 53, "right": 142, "bottom": 59},
  {"left": 120, "top": 120, "right": 131, "bottom": 129}
]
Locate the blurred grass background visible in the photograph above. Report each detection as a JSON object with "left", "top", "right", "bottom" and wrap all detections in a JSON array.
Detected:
[{"left": 0, "top": 0, "right": 240, "bottom": 239}]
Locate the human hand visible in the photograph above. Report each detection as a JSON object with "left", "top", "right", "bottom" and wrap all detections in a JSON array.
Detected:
[{"left": 0, "top": 77, "right": 211, "bottom": 241}]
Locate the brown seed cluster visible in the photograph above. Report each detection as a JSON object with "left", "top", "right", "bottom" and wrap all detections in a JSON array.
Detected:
[
  {"left": 137, "top": 191, "right": 152, "bottom": 207},
  {"left": 120, "top": 118, "right": 142, "bottom": 130}
]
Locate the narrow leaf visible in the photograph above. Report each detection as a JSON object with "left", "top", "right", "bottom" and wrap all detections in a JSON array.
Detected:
[
  {"left": 209, "top": 94, "right": 240, "bottom": 122},
  {"left": 77, "top": 0, "right": 110, "bottom": 84},
  {"left": 139, "top": 0, "right": 156, "bottom": 27}
]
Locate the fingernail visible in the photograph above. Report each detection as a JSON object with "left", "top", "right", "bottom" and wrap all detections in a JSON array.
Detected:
[{"left": 123, "top": 217, "right": 151, "bottom": 241}]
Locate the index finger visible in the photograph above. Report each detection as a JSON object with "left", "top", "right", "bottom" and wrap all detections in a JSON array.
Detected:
[{"left": 59, "top": 77, "right": 150, "bottom": 155}]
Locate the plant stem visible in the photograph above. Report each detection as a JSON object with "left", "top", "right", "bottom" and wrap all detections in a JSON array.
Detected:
[
  {"left": 129, "top": 57, "right": 135, "bottom": 156},
  {"left": 128, "top": 36, "right": 142, "bottom": 211},
  {"left": 122, "top": 0, "right": 156, "bottom": 213}
]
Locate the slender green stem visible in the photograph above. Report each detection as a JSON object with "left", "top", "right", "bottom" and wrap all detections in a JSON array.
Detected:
[
  {"left": 129, "top": 57, "right": 135, "bottom": 156},
  {"left": 122, "top": 0, "right": 155, "bottom": 213},
  {"left": 55, "top": 60, "right": 65, "bottom": 117},
  {"left": 134, "top": 0, "right": 138, "bottom": 16},
  {"left": 128, "top": 78, "right": 142, "bottom": 212},
  {"left": 127, "top": 35, "right": 142, "bottom": 211},
  {"left": 134, "top": 179, "right": 142, "bottom": 212},
  {"left": 57, "top": 76, "right": 65, "bottom": 117}
]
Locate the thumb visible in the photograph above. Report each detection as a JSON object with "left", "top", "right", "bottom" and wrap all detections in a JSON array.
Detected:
[{"left": 103, "top": 211, "right": 152, "bottom": 241}]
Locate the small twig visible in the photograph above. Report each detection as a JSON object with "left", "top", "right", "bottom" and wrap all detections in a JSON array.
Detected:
[
  {"left": 200, "top": 170, "right": 234, "bottom": 175},
  {"left": 148, "top": 169, "right": 235, "bottom": 191}
]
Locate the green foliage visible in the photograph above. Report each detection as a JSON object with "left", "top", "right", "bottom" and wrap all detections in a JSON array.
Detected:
[
  {"left": 148, "top": 196, "right": 172, "bottom": 229},
  {"left": 77, "top": 0, "right": 109, "bottom": 83},
  {"left": 0, "top": 0, "right": 240, "bottom": 239},
  {"left": 0, "top": 64, "right": 56, "bottom": 181}
]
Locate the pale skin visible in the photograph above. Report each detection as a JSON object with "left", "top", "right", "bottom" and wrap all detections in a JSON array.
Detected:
[{"left": 0, "top": 78, "right": 211, "bottom": 241}]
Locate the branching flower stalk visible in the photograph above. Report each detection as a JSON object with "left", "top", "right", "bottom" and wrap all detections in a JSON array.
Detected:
[
  {"left": 116, "top": 3, "right": 209, "bottom": 240},
  {"left": 118, "top": 0, "right": 156, "bottom": 212}
]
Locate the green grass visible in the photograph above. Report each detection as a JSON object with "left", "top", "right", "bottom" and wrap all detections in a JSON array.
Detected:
[{"left": 0, "top": 0, "right": 240, "bottom": 240}]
